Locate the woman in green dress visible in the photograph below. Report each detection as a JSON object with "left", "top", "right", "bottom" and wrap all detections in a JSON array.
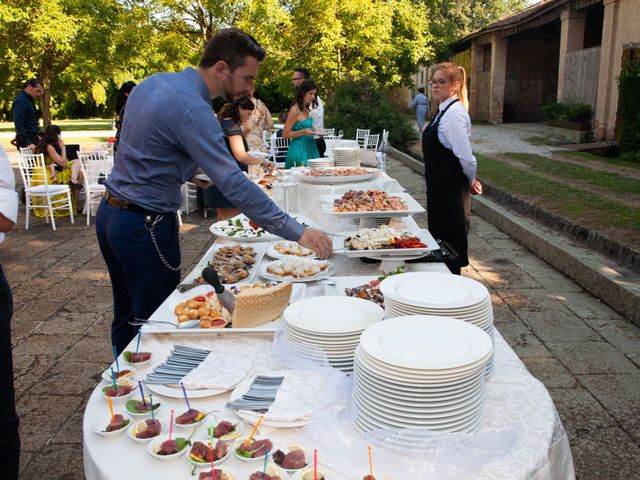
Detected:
[{"left": 283, "top": 80, "right": 320, "bottom": 168}]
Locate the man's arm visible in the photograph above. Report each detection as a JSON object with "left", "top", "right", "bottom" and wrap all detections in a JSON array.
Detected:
[{"left": 0, "top": 146, "right": 18, "bottom": 232}]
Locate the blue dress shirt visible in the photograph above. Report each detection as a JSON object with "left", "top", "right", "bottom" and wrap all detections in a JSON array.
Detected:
[{"left": 105, "top": 67, "right": 304, "bottom": 241}]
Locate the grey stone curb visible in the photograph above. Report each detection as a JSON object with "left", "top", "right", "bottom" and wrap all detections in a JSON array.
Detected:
[{"left": 389, "top": 145, "right": 640, "bottom": 325}]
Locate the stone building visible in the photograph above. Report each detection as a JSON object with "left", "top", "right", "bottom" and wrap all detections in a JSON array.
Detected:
[{"left": 411, "top": 0, "right": 639, "bottom": 142}]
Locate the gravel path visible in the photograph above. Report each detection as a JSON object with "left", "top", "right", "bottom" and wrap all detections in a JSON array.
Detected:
[{"left": 471, "top": 123, "right": 563, "bottom": 156}]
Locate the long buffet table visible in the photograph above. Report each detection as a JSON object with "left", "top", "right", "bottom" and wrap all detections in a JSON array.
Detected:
[{"left": 83, "top": 170, "right": 575, "bottom": 480}]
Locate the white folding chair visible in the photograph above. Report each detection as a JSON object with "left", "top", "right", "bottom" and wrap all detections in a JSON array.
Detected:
[
  {"left": 78, "top": 152, "right": 108, "bottom": 225},
  {"left": 262, "top": 130, "right": 272, "bottom": 152},
  {"left": 356, "top": 129, "right": 370, "bottom": 148},
  {"left": 363, "top": 133, "right": 380, "bottom": 151},
  {"left": 271, "top": 137, "right": 290, "bottom": 166},
  {"left": 181, "top": 182, "right": 198, "bottom": 214},
  {"left": 17, "top": 153, "right": 74, "bottom": 230},
  {"left": 19, "top": 147, "right": 34, "bottom": 154},
  {"left": 314, "top": 128, "right": 335, "bottom": 137}
]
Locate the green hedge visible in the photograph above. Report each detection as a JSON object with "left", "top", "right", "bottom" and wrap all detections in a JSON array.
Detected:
[
  {"left": 325, "top": 79, "right": 417, "bottom": 148},
  {"left": 618, "top": 58, "right": 640, "bottom": 155},
  {"left": 541, "top": 102, "right": 592, "bottom": 122}
]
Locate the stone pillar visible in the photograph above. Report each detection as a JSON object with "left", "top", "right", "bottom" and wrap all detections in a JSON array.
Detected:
[
  {"left": 557, "top": 8, "right": 587, "bottom": 101},
  {"left": 594, "top": 0, "right": 620, "bottom": 141},
  {"left": 489, "top": 33, "right": 508, "bottom": 124},
  {"left": 469, "top": 40, "right": 483, "bottom": 119}
]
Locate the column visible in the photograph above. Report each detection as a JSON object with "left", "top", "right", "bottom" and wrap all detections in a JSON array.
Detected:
[
  {"left": 469, "top": 40, "right": 483, "bottom": 119},
  {"left": 557, "top": 8, "right": 587, "bottom": 101},
  {"left": 489, "top": 33, "right": 507, "bottom": 124},
  {"left": 594, "top": 0, "right": 619, "bottom": 141}
]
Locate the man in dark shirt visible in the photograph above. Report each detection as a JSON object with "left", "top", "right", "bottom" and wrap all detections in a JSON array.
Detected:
[
  {"left": 97, "top": 28, "right": 332, "bottom": 354},
  {"left": 12, "top": 79, "right": 43, "bottom": 149}
]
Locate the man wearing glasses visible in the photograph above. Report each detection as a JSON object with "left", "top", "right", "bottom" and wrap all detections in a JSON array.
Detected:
[{"left": 292, "top": 67, "right": 325, "bottom": 155}]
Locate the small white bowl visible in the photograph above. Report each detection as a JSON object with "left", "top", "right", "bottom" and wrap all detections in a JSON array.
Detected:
[
  {"left": 173, "top": 406, "right": 207, "bottom": 429},
  {"left": 232, "top": 436, "right": 276, "bottom": 463},
  {"left": 100, "top": 382, "right": 136, "bottom": 402},
  {"left": 275, "top": 443, "right": 309, "bottom": 475},
  {"left": 258, "top": 463, "right": 289, "bottom": 479},
  {"left": 123, "top": 351, "right": 153, "bottom": 368},
  {"left": 127, "top": 418, "right": 167, "bottom": 444},
  {"left": 92, "top": 413, "right": 132, "bottom": 438},
  {"left": 147, "top": 433, "right": 190, "bottom": 461},
  {"left": 196, "top": 468, "right": 236, "bottom": 480},
  {"left": 187, "top": 439, "right": 231, "bottom": 469},
  {"left": 292, "top": 468, "right": 327, "bottom": 480},
  {"left": 201, "top": 417, "right": 244, "bottom": 442},
  {"left": 101, "top": 365, "right": 137, "bottom": 383},
  {"left": 124, "top": 398, "right": 162, "bottom": 418}
]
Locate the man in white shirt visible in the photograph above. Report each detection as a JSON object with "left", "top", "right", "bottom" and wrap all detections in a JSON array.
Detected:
[
  {"left": 292, "top": 67, "right": 325, "bottom": 155},
  {"left": 0, "top": 145, "right": 20, "bottom": 479}
]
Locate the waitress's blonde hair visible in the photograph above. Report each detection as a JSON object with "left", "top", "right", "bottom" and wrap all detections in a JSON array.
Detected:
[{"left": 432, "top": 62, "right": 468, "bottom": 111}]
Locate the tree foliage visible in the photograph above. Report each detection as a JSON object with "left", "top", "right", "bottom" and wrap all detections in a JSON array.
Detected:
[{"left": 0, "top": 0, "right": 529, "bottom": 123}]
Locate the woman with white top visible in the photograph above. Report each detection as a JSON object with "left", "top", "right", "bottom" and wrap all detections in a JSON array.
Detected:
[{"left": 423, "top": 62, "right": 482, "bottom": 275}]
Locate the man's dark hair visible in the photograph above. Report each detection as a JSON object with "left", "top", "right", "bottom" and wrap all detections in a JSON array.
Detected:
[
  {"left": 199, "top": 28, "right": 266, "bottom": 71},
  {"left": 23, "top": 78, "right": 42, "bottom": 89},
  {"left": 294, "top": 68, "right": 311, "bottom": 80},
  {"left": 418, "top": 87, "right": 425, "bottom": 93}
]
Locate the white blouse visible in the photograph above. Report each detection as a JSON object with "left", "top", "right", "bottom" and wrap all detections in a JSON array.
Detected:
[
  {"left": 435, "top": 95, "right": 477, "bottom": 185},
  {"left": 0, "top": 146, "right": 18, "bottom": 243},
  {"left": 310, "top": 95, "right": 324, "bottom": 130}
]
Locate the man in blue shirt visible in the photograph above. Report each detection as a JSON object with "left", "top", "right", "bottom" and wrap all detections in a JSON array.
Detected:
[
  {"left": 12, "top": 79, "right": 43, "bottom": 149},
  {"left": 97, "top": 28, "right": 333, "bottom": 354}
]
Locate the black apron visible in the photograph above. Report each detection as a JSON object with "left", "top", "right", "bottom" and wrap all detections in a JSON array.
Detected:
[{"left": 422, "top": 99, "right": 470, "bottom": 273}]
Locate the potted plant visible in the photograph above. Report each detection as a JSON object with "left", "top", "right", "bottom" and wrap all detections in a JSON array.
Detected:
[{"left": 542, "top": 102, "right": 592, "bottom": 143}]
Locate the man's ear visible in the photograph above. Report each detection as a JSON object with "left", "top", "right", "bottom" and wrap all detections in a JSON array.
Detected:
[{"left": 211, "top": 60, "right": 229, "bottom": 78}]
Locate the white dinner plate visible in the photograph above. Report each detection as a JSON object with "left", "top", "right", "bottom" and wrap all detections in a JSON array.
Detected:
[
  {"left": 284, "top": 296, "right": 384, "bottom": 334},
  {"left": 248, "top": 151, "right": 271, "bottom": 158},
  {"left": 321, "top": 192, "right": 425, "bottom": 218},
  {"left": 209, "top": 214, "right": 279, "bottom": 242},
  {"left": 335, "top": 228, "right": 439, "bottom": 257},
  {"left": 145, "top": 382, "right": 229, "bottom": 399},
  {"left": 260, "top": 261, "right": 335, "bottom": 283},
  {"left": 266, "top": 241, "right": 316, "bottom": 260},
  {"left": 359, "top": 316, "right": 493, "bottom": 371},
  {"left": 379, "top": 272, "right": 489, "bottom": 309},
  {"left": 296, "top": 167, "right": 378, "bottom": 185}
]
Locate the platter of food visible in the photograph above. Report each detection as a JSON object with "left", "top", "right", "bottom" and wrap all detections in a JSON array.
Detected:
[
  {"left": 260, "top": 258, "right": 335, "bottom": 283},
  {"left": 182, "top": 243, "right": 267, "bottom": 286},
  {"left": 210, "top": 214, "right": 279, "bottom": 242},
  {"left": 321, "top": 190, "right": 425, "bottom": 218},
  {"left": 144, "top": 282, "right": 306, "bottom": 334},
  {"left": 334, "top": 225, "right": 438, "bottom": 257},
  {"left": 266, "top": 240, "right": 316, "bottom": 259},
  {"left": 296, "top": 167, "right": 379, "bottom": 184}
]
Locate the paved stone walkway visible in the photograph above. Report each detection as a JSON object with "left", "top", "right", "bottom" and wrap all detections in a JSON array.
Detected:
[{"left": 2, "top": 156, "right": 639, "bottom": 478}]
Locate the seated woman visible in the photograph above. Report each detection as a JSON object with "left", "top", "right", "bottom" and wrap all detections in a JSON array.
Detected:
[
  {"left": 34, "top": 125, "right": 83, "bottom": 216},
  {"left": 202, "top": 96, "right": 273, "bottom": 221},
  {"left": 283, "top": 80, "right": 319, "bottom": 168}
]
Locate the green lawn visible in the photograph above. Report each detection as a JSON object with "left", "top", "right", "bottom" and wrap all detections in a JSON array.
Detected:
[
  {"left": 500, "top": 152, "right": 640, "bottom": 198},
  {"left": 555, "top": 150, "right": 640, "bottom": 171},
  {"left": 0, "top": 118, "right": 113, "bottom": 133},
  {"left": 476, "top": 153, "right": 640, "bottom": 246}
]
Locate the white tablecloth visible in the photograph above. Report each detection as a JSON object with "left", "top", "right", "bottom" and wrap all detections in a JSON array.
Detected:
[{"left": 271, "top": 172, "right": 404, "bottom": 233}]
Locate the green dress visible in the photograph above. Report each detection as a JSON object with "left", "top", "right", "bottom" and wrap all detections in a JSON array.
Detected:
[{"left": 285, "top": 117, "right": 319, "bottom": 168}]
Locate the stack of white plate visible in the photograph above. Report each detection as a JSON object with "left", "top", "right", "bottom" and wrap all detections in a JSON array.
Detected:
[
  {"left": 282, "top": 296, "right": 385, "bottom": 373},
  {"left": 333, "top": 147, "right": 360, "bottom": 167},
  {"left": 353, "top": 315, "right": 492, "bottom": 433},
  {"left": 308, "top": 158, "right": 334, "bottom": 168},
  {"left": 379, "top": 272, "right": 495, "bottom": 376}
]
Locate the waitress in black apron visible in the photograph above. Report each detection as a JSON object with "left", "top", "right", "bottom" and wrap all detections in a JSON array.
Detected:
[{"left": 423, "top": 62, "right": 482, "bottom": 275}]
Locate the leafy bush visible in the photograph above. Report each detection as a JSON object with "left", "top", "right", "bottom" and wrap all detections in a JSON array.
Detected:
[
  {"left": 617, "top": 58, "right": 640, "bottom": 155},
  {"left": 325, "top": 79, "right": 417, "bottom": 148},
  {"left": 541, "top": 102, "right": 592, "bottom": 122}
]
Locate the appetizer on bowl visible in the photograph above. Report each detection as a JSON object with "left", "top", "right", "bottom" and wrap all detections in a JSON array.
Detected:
[
  {"left": 125, "top": 398, "right": 161, "bottom": 417},
  {"left": 272, "top": 443, "right": 308, "bottom": 474},
  {"left": 188, "top": 439, "right": 230, "bottom": 468},
  {"left": 204, "top": 418, "right": 244, "bottom": 442},
  {"left": 173, "top": 407, "right": 206, "bottom": 428},
  {"left": 233, "top": 437, "right": 274, "bottom": 462},
  {"left": 198, "top": 469, "right": 235, "bottom": 480},
  {"left": 295, "top": 469, "right": 327, "bottom": 480},
  {"left": 101, "top": 366, "right": 136, "bottom": 383},
  {"left": 248, "top": 463, "right": 286, "bottom": 480},
  {"left": 100, "top": 381, "right": 135, "bottom": 401},
  {"left": 123, "top": 351, "right": 152, "bottom": 367},
  {"left": 92, "top": 413, "right": 131, "bottom": 437},
  {"left": 127, "top": 419, "right": 164, "bottom": 443},
  {"left": 147, "top": 434, "right": 191, "bottom": 460}
]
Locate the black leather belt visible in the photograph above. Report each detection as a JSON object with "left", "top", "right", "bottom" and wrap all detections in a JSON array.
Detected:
[{"left": 103, "top": 191, "right": 163, "bottom": 216}]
